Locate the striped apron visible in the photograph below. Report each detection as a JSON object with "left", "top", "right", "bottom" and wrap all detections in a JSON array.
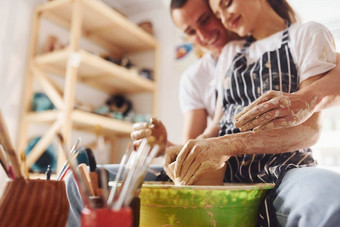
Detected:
[{"left": 219, "top": 23, "right": 316, "bottom": 226}]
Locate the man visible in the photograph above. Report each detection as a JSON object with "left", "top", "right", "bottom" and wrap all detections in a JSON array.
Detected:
[
  {"left": 173, "top": 0, "right": 238, "bottom": 142},
  {"left": 65, "top": 1, "right": 233, "bottom": 226}
]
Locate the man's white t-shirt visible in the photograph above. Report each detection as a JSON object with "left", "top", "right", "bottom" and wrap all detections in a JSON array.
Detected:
[
  {"left": 179, "top": 53, "right": 217, "bottom": 120},
  {"left": 216, "top": 21, "right": 336, "bottom": 99}
]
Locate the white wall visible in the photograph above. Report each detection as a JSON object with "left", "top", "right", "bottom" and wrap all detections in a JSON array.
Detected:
[
  {"left": 0, "top": 0, "right": 45, "bottom": 145},
  {"left": 0, "top": 0, "right": 42, "bottom": 196}
]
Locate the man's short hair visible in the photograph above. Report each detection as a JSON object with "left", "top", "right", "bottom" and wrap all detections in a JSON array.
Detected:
[
  {"left": 170, "top": 0, "right": 208, "bottom": 13},
  {"left": 170, "top": 0, "right": 188, "bottom": 10}
]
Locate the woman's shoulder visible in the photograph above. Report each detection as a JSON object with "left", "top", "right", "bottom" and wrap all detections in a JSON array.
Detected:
[
  {"left": 291, "top": 21, "right": 328, "bottom": 29},
  {"left": 289, "top": 21, "right": 331, "bottom": 39}
]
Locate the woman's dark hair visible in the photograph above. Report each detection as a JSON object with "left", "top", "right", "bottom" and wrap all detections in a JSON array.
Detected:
[{"left": 268, "top": 0, "right": 297, "bottom": 23}]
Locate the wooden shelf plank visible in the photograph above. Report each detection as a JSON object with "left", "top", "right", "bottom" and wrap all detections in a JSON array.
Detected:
[
  {"left": 27, "top": 110, "right": 60, "bottom": 124},
  {"left": 35, "top": 49, "right": 156, "bottom": 94},
  {"left": 72, "top": 110, "right": 132, "bottom": 136},
  {"left": 37, "top": 0, "right": 157, "bottom": 55},
  {"left": 26, "top": 110, "right": 133, "bottom": 136}
]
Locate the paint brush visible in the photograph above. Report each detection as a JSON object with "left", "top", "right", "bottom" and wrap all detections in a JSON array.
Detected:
[
  {"left": 84, "top": 148, "right": 101, "bottom": 196},
  {"left": 56, "top": 137, "right": 81, "bottom": 180},
  {"left": 0, "top": 158, "right": 9, "bottom": 177},
  {"left": 57, "top": 133, "right": 93, "bottom": 208},
  {"left": 107, "top": 143, "right": 133, "bottom": 207},
  {"left": 46, "top": 164, "right": 51, "bottom": 180},
  {"left": 96, "top": 126, "right": 108, "bottom": 205},
  {"left": 84, "top": 148, "right": 97, "bottom": 172},
  {"left": 58, "top": 151, "right": 81, "bottom": 181},
  {"left": 0, "top": 111, "right": 23, "bottom": 178},
  {"left": 113, "top": 138, "right": 149, "bottom": 210},
  {"left": 0, "top": 145, "right": 10, "bottom": 177},
  {"left": 20, "top": 152, "right": 29, "bottom": 179},
  {"left": 124, "top": 141, "right": 160, "bottom": 207}
]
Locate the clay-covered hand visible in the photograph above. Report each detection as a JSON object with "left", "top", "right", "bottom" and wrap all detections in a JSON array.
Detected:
[
  {"left": 130, "top": 117, "right": 168, "bottom": 155},
  {"left": 163, "top": 145, "right": 182, "bottom": 183},
  {"left": 234, "top": 90, "right": 316, "bottom": 131},
  {"left": 174, "top": 139, "right": 229, "bottom": 185}
]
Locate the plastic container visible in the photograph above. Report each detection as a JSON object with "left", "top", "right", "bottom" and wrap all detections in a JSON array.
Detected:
[
  {"left": 81, "top": 207, "right": 132, "bottom": 227},
  {"left": 139, "top": 182, "right": 274, "bottom": 227}
]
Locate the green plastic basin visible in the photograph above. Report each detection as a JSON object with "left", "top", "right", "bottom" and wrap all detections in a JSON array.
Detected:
[{"left": 139, "top": 182, "right": 274, "bottom": 227}]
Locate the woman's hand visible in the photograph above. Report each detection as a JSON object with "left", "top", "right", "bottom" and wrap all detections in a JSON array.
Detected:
[
  {"left": 130, "top": 117, "right": 168, "bottom": 155},
  {"left": 163, "top": 145, "right": 182, "bottom": 183},
  {"left": 234, "top": 90, "right": 316, "bottom": 131},
  {"left": 174, "top": 138, "right": 230, "bottom": 185}
]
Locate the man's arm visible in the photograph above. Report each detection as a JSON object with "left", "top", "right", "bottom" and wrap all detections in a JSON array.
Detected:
[
  {"left": 302, "top": 53, "right": 340, "bottom": 111},
  {"left": 182, "top": 109, "right": 208, "bottom": 143},
  {"left": 196, "top": 95, "right": 223, "bottom": 139},
  {"left": 234, "top": 53, "right": 340, "bottom": 131}
]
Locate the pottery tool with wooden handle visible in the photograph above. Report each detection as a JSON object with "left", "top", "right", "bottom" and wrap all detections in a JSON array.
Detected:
[
  {"left": 0, "top": 111, "right": 23, "bottom": 178},
  {"left": 84, "top": 147, "right": 101, "bottom": 197},
  {"left": 78, "top": 163, "right": 95, "bottom": 196}
]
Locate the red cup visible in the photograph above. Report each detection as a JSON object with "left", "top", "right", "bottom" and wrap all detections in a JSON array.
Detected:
[{"left": 81, "top": 207, "right": 132, "bottom": 227}]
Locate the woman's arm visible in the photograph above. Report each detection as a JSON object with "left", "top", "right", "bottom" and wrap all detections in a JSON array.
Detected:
[
  {"left": 173, "top": 73, "right": 326, "bottom": 185},
  {"left": 174, "top": 109, "right": 321, "bottom": 185}
]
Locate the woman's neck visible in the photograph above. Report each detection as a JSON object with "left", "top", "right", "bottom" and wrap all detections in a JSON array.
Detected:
[{"left": 251, "top": 7, "right": 287, "bottom": 40}]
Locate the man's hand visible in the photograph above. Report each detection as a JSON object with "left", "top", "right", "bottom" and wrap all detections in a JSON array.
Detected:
[
  {"left": 131, "top": 117, "right": 168, "bottom": 155},
  {"left": 174, "top": 139, "right": 229, "bottom": 185},
  {"left": 234, "top": 90, "right": 316, "bottom": 131}
]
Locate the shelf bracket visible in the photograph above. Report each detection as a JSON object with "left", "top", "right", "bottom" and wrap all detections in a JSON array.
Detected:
[
  {"left": 26, "top": 118, "right": 63, "bottom": 168},
  {"left": 34, "top": 68, "right": 65, "bottom": 110}
]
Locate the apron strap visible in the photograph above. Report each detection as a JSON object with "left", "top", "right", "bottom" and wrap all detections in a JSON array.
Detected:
[
  {"left": 240, "top": 35, "right": 255, "bottom": 54},
  {"left": 281, "top": 20, "right": 291, "bottom": 45}
]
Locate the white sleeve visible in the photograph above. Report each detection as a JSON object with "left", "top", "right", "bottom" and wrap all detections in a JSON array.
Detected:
[
  {"left": 179, "top": 71, "right": 205, "bottom": 114},
  {"left": 216, "top": 45, "right": 230, "bottom": 105},
  {"left": 294, "top": 22, "right": 336, "bottom": 82}
]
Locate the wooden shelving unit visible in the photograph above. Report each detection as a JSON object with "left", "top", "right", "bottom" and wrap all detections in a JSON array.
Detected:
[
  {"left": 17, "top": 0, "right": 159, "bottom": 171},
  {"left": 35, "top": 49, "right": 156, "bottom": 94}
]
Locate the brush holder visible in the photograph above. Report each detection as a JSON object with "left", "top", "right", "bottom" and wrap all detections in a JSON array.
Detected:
[
  {"left": 81, "top": 207, "right": 132, "bottom": 227},
  {"left": 0, "top": 178, "right": 69, "bottom": 227}
]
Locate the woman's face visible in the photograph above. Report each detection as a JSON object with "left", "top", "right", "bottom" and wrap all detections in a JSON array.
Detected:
[{"left": 209, "top": 0, "right": 262, "bottom": 37}]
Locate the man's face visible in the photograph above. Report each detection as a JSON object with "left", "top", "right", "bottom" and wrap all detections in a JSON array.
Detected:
[{"left": 172, "top": 0, "right": 229, "bottom": 55}]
